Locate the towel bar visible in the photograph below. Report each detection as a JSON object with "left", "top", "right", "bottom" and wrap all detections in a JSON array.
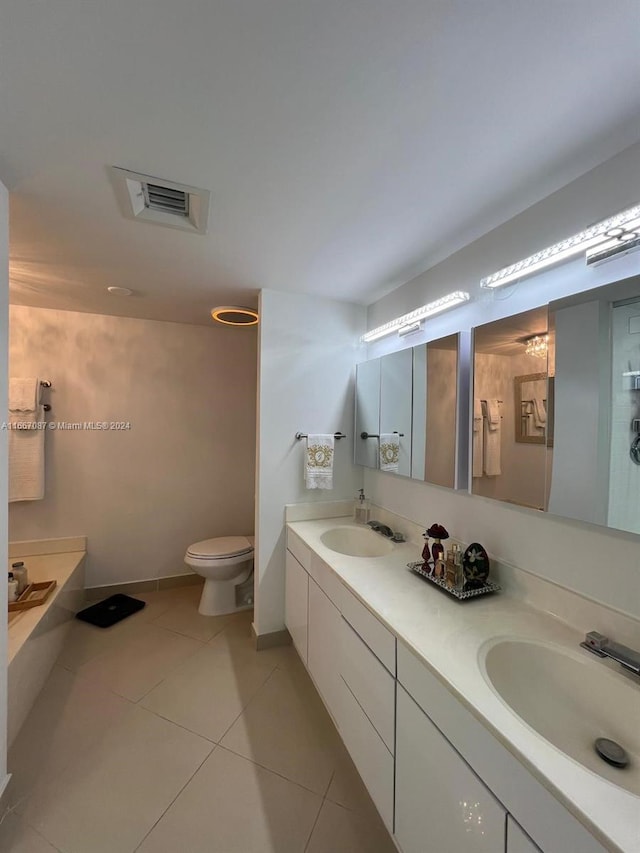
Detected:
[
  {"left": 360, "top": 431, "right": 404, "bottom": 439},
  {"left": 295, "top": 432, "right": 346, "bottom": 440}
]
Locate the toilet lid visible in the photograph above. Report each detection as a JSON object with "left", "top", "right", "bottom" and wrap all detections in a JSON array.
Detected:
[{"left": 186, "top": 536, "right": 254, "bottom": 560}]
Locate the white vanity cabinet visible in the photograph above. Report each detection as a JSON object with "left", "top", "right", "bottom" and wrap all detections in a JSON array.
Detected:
[
  {"left": 284, "top": 549, "right": 308, "bottom": 664},
  {"left": 395, "top": 684, "right": 507, "bottom": 852},
  {"left": 507, "top": 817, "right": 542, "bottom": 853},
  {"left": 307, "top": 577, "right": 342, "bottom": 724}
]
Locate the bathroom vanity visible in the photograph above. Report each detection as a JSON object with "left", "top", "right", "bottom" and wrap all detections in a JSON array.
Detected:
[{"left": 285, "top": 515, "right": 639, "bottom": 853}]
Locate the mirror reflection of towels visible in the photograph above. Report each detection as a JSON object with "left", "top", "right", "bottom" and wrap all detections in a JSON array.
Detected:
[
  {"left": 533, "top": 397, "right": 546, "bottom": 427},
  {"left": 473, "top": 400, "right": 483, "bottom": 477},
  {"left": 483, "top": 400, "right": 501, "bottom": 476},
  {"left": 379, "top": 433, "right": 399, "bottom": 473}
]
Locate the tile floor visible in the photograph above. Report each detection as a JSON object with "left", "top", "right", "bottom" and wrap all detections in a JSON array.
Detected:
[{"left": 1, "top": 584, "right": 396, "bottom": 852}]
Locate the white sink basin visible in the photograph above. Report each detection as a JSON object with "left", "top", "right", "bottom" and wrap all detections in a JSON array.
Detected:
[
  {"left": 320, "top": 526, "right": 394, "bottom": 558},
  {"left": 480, "top": 638, "right": 640, "bottom": 795}
]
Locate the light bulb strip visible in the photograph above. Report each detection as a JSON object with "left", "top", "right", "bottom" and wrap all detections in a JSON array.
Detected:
[
  {"left": 480, "top": 204, "right": 640, "bottom": 289},
  {"left": 361, "top": 291, "right": 470, "bottom": 343}
]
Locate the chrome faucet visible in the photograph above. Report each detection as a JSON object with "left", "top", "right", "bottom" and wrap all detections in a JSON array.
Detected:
[
  {"left": 581, "top": 631, "right": 640, "bottom": 676},
  {"left": 366, "top": 520, "right": 406, "bottom": 542}
]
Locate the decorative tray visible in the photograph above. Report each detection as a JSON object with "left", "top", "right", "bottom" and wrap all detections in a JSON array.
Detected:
[
  {"left": 407, "top": 562, "right": 500, "bottom": 600},
  {"left": 8, "top": 580, "right": 57, "bottom": 612}
]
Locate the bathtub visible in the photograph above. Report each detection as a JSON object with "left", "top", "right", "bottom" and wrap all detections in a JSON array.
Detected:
[{"left": 7, "top": 538, "right": 86, "bottom": 747}]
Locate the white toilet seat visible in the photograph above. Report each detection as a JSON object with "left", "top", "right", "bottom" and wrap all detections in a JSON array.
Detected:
[
  {"left": 186, "top": 535, "right": 254, "bottom": 560},
  {"left": 184, "top": 535, "right": 255, "bottom": 616}
]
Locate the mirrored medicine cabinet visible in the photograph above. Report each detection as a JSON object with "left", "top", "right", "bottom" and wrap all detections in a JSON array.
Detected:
[
  {"left": 471, "top": 272, "right": 640, "bottom": 537},
  {"left": 354, "top": 334, "right": 460, "bottom": 488}
]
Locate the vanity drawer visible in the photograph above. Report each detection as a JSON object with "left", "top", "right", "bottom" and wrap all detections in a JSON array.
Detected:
[
  {"left": 309, "top": 552, "right": 343, "bottom": 608},
  {"left": 337, "top": 677, "right": 394, "bottom": 831},
  {"left": 340, "top": 586, "right": 396, "bottom": 675},
  {"left": 286, "top": 528, "right": 311, "bottom": 571},
  {"left": 340, "top": 617, "right": 395, "bottom": 753}
]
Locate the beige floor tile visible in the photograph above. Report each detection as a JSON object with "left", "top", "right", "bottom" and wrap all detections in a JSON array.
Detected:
[
  {"left": 7, "top": 666, "right": 132, "bottom": 811},
  {"left": 305, "top": 799, "right": 396, "bottom": 853},
  {"left": 137, "top": 746, "right": 322, "bottom": 853},
  {"left": 151, "top": 598, "right": 233, "bottom": 642},
  {"left": 22, "top": 705, "right": 212, "bottom": 853},
  {"left": 140, "top": 643, "right": 276, "bottom": 741},
  {"left": 55, "top": 615, "right": 149, "bottom": 672},
  {"left": 75, "top": 623, "right": 203, "bottom": 701},
  {"left": 207, "top": 617, "right": 301, "bottom": 672},
  {"left": 221, "top": 666, "right": 341, "bottom": 794},
  {"left": 324, "top": 742, "right": 376, "bottom": 813},
  {"left": 0, "top": 813, "right": 60, "bottom": 853}
]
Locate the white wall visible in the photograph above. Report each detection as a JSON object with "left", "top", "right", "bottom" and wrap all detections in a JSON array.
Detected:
[
  {"left": 0, "top": 180, "right": 9, "bottom": 794},
  {"left": 9, "top": 306, "right": 257, "bottom": 588},
  {"left": 255, "top": 289, "right": 365, "bottom": 634},
  {"left": 363, "top": 142, "right": 640, "bottom": 620}
]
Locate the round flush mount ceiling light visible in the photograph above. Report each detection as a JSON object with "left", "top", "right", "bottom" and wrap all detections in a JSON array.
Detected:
[
  {"left": 107, "top": 286, "right": 133, "bottom": 296},
  {"left": 211, "top": 306, "right": 259, "bottom": 326}
]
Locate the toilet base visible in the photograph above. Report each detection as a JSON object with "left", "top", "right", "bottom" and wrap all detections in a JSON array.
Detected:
[{"left": 198, "top": 568, "right": 253, "bottom": 616}]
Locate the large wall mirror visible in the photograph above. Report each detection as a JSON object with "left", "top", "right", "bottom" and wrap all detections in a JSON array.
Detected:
[
  {"left": 355, "top": 334, "right": 461, "bottom": 487},
  {"left": 548, "top": 274, "right": 640, "bottom": 535},
  {"left": 412, "top": 334, "right": 459, "bottom": 487},
  {"left": 471, "top": 272, "right": 640, "bottom": 537},
  {"left": 472, "top": 307, "right": 552, "bottom": 511}
]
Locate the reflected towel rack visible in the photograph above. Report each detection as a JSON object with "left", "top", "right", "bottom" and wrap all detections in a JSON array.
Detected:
[
  {"left": 295, "top": 432, "right": 346, "bottom": 440},
  {"left": 360, "top": 431, "right": 404, "bottom": 439},
  {"left": 40, "top": 379, "right": 52, "bottom": 412}
]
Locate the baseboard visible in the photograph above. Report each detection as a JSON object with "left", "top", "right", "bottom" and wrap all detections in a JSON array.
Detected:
[
  {"left": 251, "top": 625, "right": 292, "bottom": 651},
  {"left": 85, "top": 573, "right": 202, "bottom": 601}
]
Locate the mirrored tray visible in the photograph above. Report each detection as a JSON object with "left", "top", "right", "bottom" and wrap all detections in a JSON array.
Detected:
[{"left": 407, "top": 561, "right": 500, "bottom": 600}]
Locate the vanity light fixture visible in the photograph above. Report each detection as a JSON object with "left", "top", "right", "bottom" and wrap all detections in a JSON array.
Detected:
[
  {"left": 361, "top": 291, "right": 470, "bottom": 343},
  {"left": 524, "top": 334, "right": 549, "bottom": 359},
  {"left": 211, "top": 306, "right": 259, "bottom": 326},
  {"left": 480, "top": 203, "right": 640, "bottom": 289}
]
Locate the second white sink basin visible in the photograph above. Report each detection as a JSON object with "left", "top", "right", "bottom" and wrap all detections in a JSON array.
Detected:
[
  {"left": 320, "top": 526, "right": 394, "bottom": 558},
  {"left": 480, "top": 637, "right": 640, "bottom": 795}
]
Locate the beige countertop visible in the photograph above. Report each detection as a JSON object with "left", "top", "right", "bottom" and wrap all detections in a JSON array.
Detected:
[
  {"left": 288, "top": 516, "right": 640, "bottom": 853},
  {"left": 8, "top": 550, "right": 86, "bottom": 664}
]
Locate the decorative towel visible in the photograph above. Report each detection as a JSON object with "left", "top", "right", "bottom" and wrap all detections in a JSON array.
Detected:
[
  {"left": 483, "top": 400, "right": 501, "bottom": 476},
  {"left": 9, "top": 408, "right": 45, "bottom": 502},
  {"left": 9, "top": 377, "right": 39, "bottom": 412},
  {"left": 472, "top": 400, "right": 484, "bottom": 478},
  {"left": 533, "top": 397, "right": 546, "bottom": 428},
  {"left": 379, "top": 433, "right": 400, "bottom": 473},
  {"left": 305, "top": 434, "right": 334, "bottom": 490}
]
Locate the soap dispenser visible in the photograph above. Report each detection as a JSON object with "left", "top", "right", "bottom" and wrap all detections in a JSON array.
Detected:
[{"left": 354, "top": 489, "right": 370, "bottom": 524}]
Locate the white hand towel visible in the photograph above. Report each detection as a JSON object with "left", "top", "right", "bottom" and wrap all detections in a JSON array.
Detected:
[
  {"left": 483, "top": 401, "right": 501, "bottom": 476},
  {"left": 305, "top": 434, "right": 334, "bottom": 490},
  {"left": 533, "top": 397, "right": 547, "bottom": 427},
  {"left": 9, "top": 405, "right": 45, "bottom": 501},
  {"left": 9, "top": 377, "right": 39, "bottom": 412},
  {"left": 472, "top": 400, "right": 484, "bottom": 478},
  {"left": 485, "top": 398, "right": 500, "bottom": 428},
  {"left": 379, "top": 433, "right": 400, "bottom": 473}
]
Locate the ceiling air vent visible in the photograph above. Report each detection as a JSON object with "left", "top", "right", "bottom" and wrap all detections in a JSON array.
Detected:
[{"left": 110, "top": 167, "right": 210, "bottom": 234}]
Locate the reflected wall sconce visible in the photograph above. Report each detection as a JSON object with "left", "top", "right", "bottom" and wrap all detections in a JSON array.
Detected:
[
  {"left": 480, "top": 203, "right": 640, "bottom": 290},
  {"left": 361, "top": 291, "right": 470, "bottom": 343}
]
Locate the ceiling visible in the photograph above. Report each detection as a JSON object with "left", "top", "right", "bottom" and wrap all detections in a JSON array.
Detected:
[{"left": 2, "top": 0, "right": 639, "bottom": 326}]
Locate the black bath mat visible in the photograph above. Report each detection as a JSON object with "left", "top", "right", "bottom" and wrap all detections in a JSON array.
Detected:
[{"left": 76, "top": 594, "right": 146, "bottom": 628}]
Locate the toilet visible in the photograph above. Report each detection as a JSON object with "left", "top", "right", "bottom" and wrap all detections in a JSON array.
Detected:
[{"left": 184, "top": 535, "right": 254, "bottom": 616}]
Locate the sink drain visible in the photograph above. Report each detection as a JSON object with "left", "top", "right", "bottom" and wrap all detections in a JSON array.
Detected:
[{"left": 594, "top": 738, "right": 630, "bottom": 768}]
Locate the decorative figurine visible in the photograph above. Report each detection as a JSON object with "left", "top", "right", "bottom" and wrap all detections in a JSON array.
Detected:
[
  {"left": 462, "top": 542, "right": 490, "bottom": 590},
  {"left": 421, "top": 530, "right": 431, "bottom": 572},
  {"left": 427, "top": 523, "right": 449, "bottom": 573}
]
